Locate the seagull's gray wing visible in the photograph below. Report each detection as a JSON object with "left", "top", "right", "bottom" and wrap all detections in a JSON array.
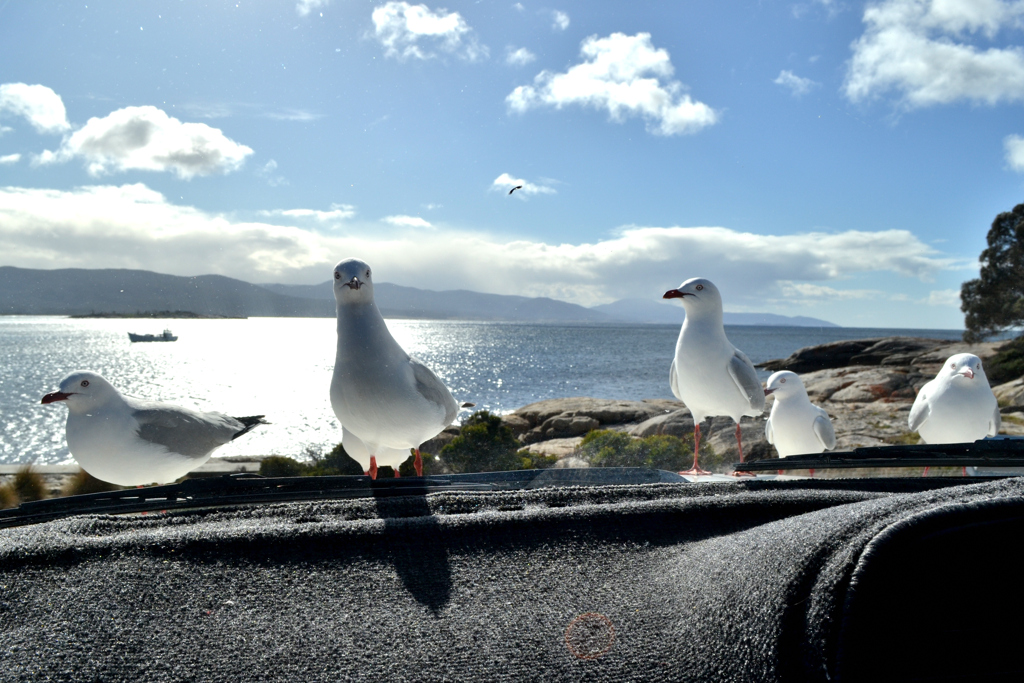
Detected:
[
  {"left": 990, "top": 403, "right": 1002, "bottom": 437},
  {"left": 908, "top": 390, "right": 930, "bottom": 432},
  {"left": 133, "top": 405, "right": 239, "bottom": 459},
  {"left": 669, "top": 358, "right": 682, "bottom": 402},
  {"left": 765, "top": 416, "right": 774, "bottom": 444},
  {"left": 728, "top": 349, "right": 766, "bottom": 413},
  {"left": 812, "top": 410, "right": 837, "bottom": 451},
  {"left": 410, "top": 356, "right": 458, "bottom": 426}
]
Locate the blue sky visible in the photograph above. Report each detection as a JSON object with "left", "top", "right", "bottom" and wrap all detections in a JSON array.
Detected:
[{"left": 2, "top": 0, "right": 1024, "bottom": 328}]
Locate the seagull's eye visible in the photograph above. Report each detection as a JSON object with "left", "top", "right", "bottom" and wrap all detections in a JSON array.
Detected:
[
  {"left": 950, "top": 363, "right": 956, "bottom": 369},
  {"left": 695, "top": 284, "right": 704, "bottom": 291},
  {"left": 80, "top": 380, "right": 89, "bottom": 387},
  {"left": 780, "top": 378, "right": 786, "bottom": 383},
  {"left": 334, "top": 271, "right": 341, "bottom": 280},
  {"left": 366, "top": 270, "right": 370, "bottom": 277}
]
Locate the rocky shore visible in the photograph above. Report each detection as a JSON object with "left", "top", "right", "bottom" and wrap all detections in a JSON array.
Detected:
[{"left": 455, "top": 336, "right": 1024, "bottom": 467}]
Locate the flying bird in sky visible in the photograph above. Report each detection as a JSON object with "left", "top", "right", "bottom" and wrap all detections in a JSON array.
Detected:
[{"left": 509, "top": 185, "right": 523, "bottom": 195}]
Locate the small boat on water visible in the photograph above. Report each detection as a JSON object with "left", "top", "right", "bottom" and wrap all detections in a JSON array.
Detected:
[{"left": 128, "top": 329, "right": 178, "bottom": 343}]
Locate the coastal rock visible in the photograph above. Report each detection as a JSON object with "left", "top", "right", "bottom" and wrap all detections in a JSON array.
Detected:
[
  {"left": 758, "top": 337, "right": 1003, "bottom": 374},
  {"left": 511, "top": 397, "right": 682, "bottom": 444},
  {"left": 994, "top": 377, "right": 1024, "bottom": 411},
  {"left": 628, "top": 409, "right": 695, "bottom": 439}
]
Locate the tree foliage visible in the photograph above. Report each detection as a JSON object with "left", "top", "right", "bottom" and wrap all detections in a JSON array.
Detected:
[{"left": 961, "top": 203, "right": 1024, "bottom": 342}]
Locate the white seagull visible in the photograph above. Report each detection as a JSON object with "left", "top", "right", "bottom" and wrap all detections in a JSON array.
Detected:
[
  {"left": 764, "top": 370, "right": 836, "bottom": 458},
  {"left": 909, "top": 353, "right": 1000, "bottom": 445},
  {"left": 663, "top": 278, "right": 766, "bottom": 475},
  {"left": 330, "top": 258, "right": 460, "bottom": 479},
  {"left": 41, "top": 371, "right": 267, "bottom": 486}
]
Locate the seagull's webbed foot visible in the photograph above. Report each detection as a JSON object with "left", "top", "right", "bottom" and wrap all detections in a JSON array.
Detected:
[{"left": 366, "top": 456, "right": 378, "bottom": 480}]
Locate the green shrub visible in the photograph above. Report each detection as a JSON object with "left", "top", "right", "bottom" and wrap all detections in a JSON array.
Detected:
[
  {"left": 62, "top": 469, "right": 120, "bottom": 496},
  {"left": 440, "top": 411, "right": 523, "bottom": 473},
  {"left": 12, "top": 466, "right": 46, "bottom": 502},
  {"left": 518, "top": 451, "right": 558, "bottom": 470},
  {"left": 578, "top": 430, "right": 721, "bottom": 472},
  {"left": 259, "top": 455, "right": 307, "bottom": 478},
  {"left": 306, "top": 442, "right": 365, "bottom": 476},
  {"left": 0, "top": 484, "right": 16, "bottom": 509},
  {"left": 987, "top": 335, "right": 1024, "bottom": 384},
  {"left": 398, "top": 451, "right": 445, "bottom": 477}
]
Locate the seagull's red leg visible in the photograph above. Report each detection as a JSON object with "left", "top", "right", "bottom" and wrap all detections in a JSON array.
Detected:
[
  {"left": 414, "top": 449, "right": 423, "bottom": 477},
  {"left": 366, "top": 456, "right": 378, "bottom": 480},
  {"left": 730, "top": 424, "right": 755, "bottom": 477},
  {"left": 809, "top": 468, "right": 815, "bottom": 477},
  {"left": 680, "top": 423, "right": 711, "bottom": 476},
  {"left": 922, "top": 466, "right": 930, "bottom": 477},
  {"left": 736, "top": 424, "right": 745, "bottom": 463}
]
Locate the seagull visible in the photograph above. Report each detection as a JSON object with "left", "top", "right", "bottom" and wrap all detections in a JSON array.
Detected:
[
  {"left": 330, "top": 257, "right": 460, "bottom": 479},
  {"left": 663, "top": 278, "right": 765, "bottom": 475},
  {"left": 909, "top": 353, "right": 1000, "bottom": 445},
  {"left": 41, "top": 371, "right": 267, "bottom": 486},
  {"left": 509, "top": 185, "right": 523, "bottom": 195},
  {"left": 764, "top": 371, "right": 836, "bottom": 473}
]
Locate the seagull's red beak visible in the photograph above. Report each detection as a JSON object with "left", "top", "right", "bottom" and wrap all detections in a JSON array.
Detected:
[
  {"left": 41, "top": 391, "right": 71, "bottom": 404},
  {"left": 764, "top": 388, "right": 775, "bottom": 396},
  {"left": 663, "top": 289, "right": 688, "bottom": 299},
  {"left": 958, "top": 368, "right": 975, "bottom": 380}
]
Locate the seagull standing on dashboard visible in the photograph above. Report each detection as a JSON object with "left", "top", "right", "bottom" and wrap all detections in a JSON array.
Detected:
[
  {"left": 663, "top": 278, "right": 765, "bottom": 475},
  {"left": 330, "top": 258, "right": 462, "bottom": 479}
]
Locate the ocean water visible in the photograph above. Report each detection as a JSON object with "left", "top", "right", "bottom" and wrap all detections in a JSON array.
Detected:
[{"left": 0, "top": 316, "right": 967, "bottom": 465}]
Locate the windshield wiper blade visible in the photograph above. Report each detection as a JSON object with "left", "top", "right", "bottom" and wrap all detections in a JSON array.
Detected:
[
  {"left": 735, "top": 436, "right": 1024, "bottom": 472},
  {"left": 0, "top": 467, "right": 686, "bottom": 529}
]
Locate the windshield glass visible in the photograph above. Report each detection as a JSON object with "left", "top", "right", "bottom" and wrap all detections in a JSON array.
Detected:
[{"left": 2, "top": 1, "right": 1023, "bottom": 504}]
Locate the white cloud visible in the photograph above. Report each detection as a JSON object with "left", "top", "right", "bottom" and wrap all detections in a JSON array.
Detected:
[
  {"left": 296, "top": 0, "right": 329, "bottom": 16},
  {"left": 923, "top": 288, "right": 961, "bottom": 306},
  {"left": 260, "top": 205, "right": 356, "bottom": 222},
  {"left": 845, "top": 0, "right": 1024, "bottom": 107},
  {"left": 383, "top": 214, "right": 433, "bottom": 228},
  {"left": 0, "top": 183, "right": 960, "bottom": 306},
  {"left": 0, "top": 83, "right": 70, "bottom": 134},
  {"left": 256, "top": 159, "right": 288, "bottom": 187},
  {"left": 507, "top": 32, "right": 718, "bottom": 136},
  {"left": 778, "top": 282, "right": 898, "bottom": 301},
  {"left": 774, "top": 70, "right": 819, "bottom": 96},
  {"left": 0, "top": 153, "right": 20, "bottom": 165},
  {"left": 1005, "top": 133, "right": 1024, "bottom": 170},
  {"left": 491, "top": 172, "right": 556, "bottom": 196},
  {"left": 506, "top": 47, "right": 537, "bottom": 66},
  {"left": 372, "top": 2, "right": 488, "bottom": 61},
  {"left": 552, "top": 10, "right": 570, "bottom": 31},
  {"left": 39, "top": 106, "right": 253, "bottom": 179}
]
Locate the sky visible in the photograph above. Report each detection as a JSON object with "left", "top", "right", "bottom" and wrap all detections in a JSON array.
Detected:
[{"left": 2, "top": 0, "right": 1024, "bottom": 328}]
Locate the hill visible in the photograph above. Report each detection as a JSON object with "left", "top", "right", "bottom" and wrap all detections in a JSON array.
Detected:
[
  {"left": 589, "top": 298, "right": 838, "bottom": 327},
  {"left": 0, "top": 266, "right": 330, "bottom": 318}
]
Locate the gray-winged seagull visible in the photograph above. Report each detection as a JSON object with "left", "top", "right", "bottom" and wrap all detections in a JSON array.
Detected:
[
  {"left": 663, "top": 278, "right": 766, "bottom": 475},
  {"left": 330, "top": 257, "right": 460, "bottom": 479},
  {"left": 41, "top": 371, "right": 267, "bottom": 486},
  {"left": 764, "top": 370, "right": 836, "bottom": 472}
]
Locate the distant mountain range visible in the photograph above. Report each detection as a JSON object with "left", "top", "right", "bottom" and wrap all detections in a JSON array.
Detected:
[{"left": 0, "top": 266, "right": 837, "bottom": 326}]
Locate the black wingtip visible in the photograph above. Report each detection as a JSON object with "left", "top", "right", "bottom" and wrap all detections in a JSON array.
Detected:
[
  {"left": 461, "top": 402, "right": 476, "bottom": 408},
  {"left": 231, "top": 415, "right": 269, "bottom": 440}
]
